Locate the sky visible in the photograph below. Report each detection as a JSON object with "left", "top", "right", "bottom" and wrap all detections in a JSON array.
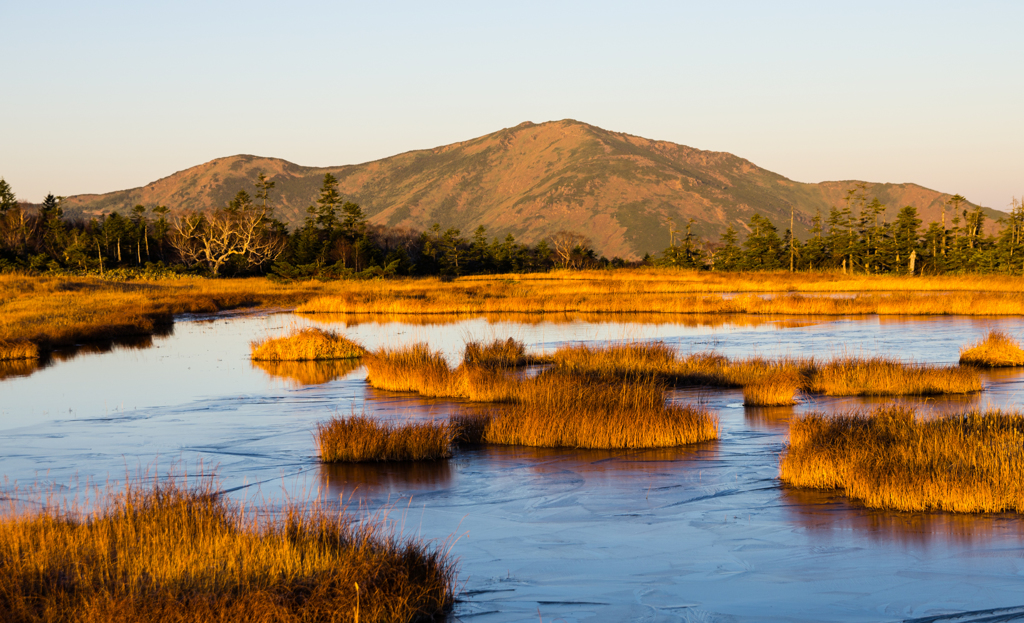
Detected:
[{"left": 2, "top": 1, "right": 1021, "bottom": 211}]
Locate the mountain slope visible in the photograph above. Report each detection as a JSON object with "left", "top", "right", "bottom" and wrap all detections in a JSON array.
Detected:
[{"left": 62, "top": 120, "right": 1001, "bottom": 259}]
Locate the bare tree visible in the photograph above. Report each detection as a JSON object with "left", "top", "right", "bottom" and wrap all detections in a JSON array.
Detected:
[
  {"left": 170, "top": 190, "right": 285, "bottom": 275},
  {"left": 549, "top": 230, "right": 592, "bottom": 269}
]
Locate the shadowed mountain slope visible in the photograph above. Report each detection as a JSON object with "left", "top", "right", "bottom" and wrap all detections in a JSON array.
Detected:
[{"left": 62, "top": 120, "right": 1001, "bottom": 259}]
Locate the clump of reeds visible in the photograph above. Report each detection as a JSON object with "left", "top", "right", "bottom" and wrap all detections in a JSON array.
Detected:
[
  {"left": 0, "top": 339, "right": 39, "bottom": 361},
  {"left": 959, "top": 330, "right": 1024, "bottom": 367},
  {"left": 552, "top": 341, "right": 678, "bottom": 377},
  {"left": 463, "top": 337, "right": 545, "bottom": 368},
  {"left": 457, "top": 370, "right": 719, "bottom": 449},
  {"left": 0, "top": 476, "right": 455, "bottom": 622},
  {"left": 742, "top": 371, "right": 800, "bottom": 406},
  {"left": 250, "top": 327, "right": 365, "bottom": 361},
  {"left": 364, "top": 343, "right": 465, "bottom": 397},
  {"left": 550, "top": 342, "right": 981, "bottom": 397},
  {"left": 317, "top": 415, "right": 458, "bottom": 462},
  {"left": 780, "top": 405, "right": 1024, "bottom": 513},
  {"left": 805, "top": 356, "right": 981, "bottom": 395}
]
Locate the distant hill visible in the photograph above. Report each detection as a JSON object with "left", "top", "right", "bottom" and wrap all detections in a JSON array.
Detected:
[{"left": 61, "top": 120, "right": 1003, "bottom": 259}]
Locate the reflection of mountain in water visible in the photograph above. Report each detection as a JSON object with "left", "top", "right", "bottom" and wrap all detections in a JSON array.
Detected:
[{"left": 251, "top": 358, "right": 363, "bottom": 386}]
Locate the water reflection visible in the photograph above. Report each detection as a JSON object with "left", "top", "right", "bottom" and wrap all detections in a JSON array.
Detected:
[
  {"left": 304, "top": 311, "right": 837, "bottom": 330},
  {"left": 251, "top": 358, "right": 363, "bottom": 386},
  {"left": 783, "top": 487, "right": 1024, "bottom": 547},
  {"left": 744, "top": 404, "right": 797, "bottom": 431},
  {"left": 0, "top": 359, "right": 38, "bottom": 381},
  {"left": 319, "top": 460, "right": 454, "bottom": 501}
]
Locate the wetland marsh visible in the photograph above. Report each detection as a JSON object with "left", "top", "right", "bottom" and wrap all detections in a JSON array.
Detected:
[{"left": 3, "top": 308, "right": 1024, "bottom": 622}]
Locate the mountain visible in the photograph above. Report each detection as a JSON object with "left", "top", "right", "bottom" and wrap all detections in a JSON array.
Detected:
[{"left": 61, "top": 120, "right": 1002, "bottom": 259}]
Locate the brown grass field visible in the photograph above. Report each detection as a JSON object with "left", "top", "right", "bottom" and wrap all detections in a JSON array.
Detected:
[
  {"left": 551, "top": 342, "right": 981, "bottom": 397},
  {"left": 0, "top": 477, "right": 455, "bottom": 623},
  {"left": 959, "top": 330, "right": 1024, "bottom": 367},
  {"left": 779, "top": 405, "right": 1024, "bottom": 513},
  {"left": 251, "top": 327, "right": 365, "bottom": 361},
  {"left": 317, "top": 415, "right": 457, "bottom": 462},
  {"left": 6, "top": 271, "right": 1024, "bottom": 359}
]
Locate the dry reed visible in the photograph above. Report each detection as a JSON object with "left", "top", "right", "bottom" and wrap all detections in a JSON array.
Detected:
[
  {"left": 464, "top": 370, "right": 719, "bottom": 449},
  {"left": 0, "top": 476, "right": 455, "bottom": 622},
  {"left": 805, "top": 356, "right": 982, "bottom": 395},
  {"left": 364, "top": 344, "right": 464, "bottom": 397},
  {"left": 742, "top": 372, "right": 801, "bottom": 406},
  {"left": 250, "top": 327, "right": 365, "bottom": 361},
  {"left": 959, "top": 330, "right": 1024, "bottom": 367},
  {"left": 317, "top": 415, "right": 457, "bottom": 462},
  {"left": 780, "top": 405, "right": 1024, "bottom": 512},
  {"left": 552, "top": 342, "right": 981, "bottom": 397},
  {"left": 0, "top": 339, "right": 39, "bottom": 361},
  {"left": 364, "top": 341, "right": 718, "bottom": 449}
]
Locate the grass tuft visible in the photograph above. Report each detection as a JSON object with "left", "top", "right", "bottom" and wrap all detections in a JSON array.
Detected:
[
  {"left": 463, "top": 337, "right": 546, "bottom": 368},
  {"left": 364, "top": 341, "right": 718, "bottom": 449},
  {"left": 364, "top": 343, "right": 464, "bottom": 397},
  {"left": 550, "top": 342, "right": 981, "bottom": 397},
  {"left": 743, "top": 372, "right": 800, "bottom": 406},
  {"left": 0, "top": 340, "right": 39, "bottom": 361},
  {"left": 959, "top": 330, "right": 1024, "bottom": 367},
  {"left": 317, "top": 415, "right": 458, "bottom": 462},
  {"left": 0, "top": 476, "right": 455, "bottom": 622},
  {"left": 469, "top": 370, "right": 718, "bottom": 449},
  {"left": 780, "top": 405, "right": 1024, "bottom": 513},
  {"left": 250, "top": 327, "right": 365, "bottom": 361},
  {"left": 805, "top": 356, "right": 981, "bottom": 396}
]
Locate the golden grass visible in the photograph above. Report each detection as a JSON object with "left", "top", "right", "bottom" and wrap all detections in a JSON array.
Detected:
[
  {"left": 805, "top": 357, "right": 982, "bottom": 395},
  {"left": 959, "top": 330, "right": 1024, "bottom": 367},
  {"left": 251, "top": 358, "right": 363, "bottom": 386},
  {"left": 296, "top": 271, "right": 1024, "bottom": 317},
  {"left": 7, "top": 270, "right": 1024, "bottom": 361},
  {"left": 364, "top": 341, "right": 718, "bottom": 449},
  {"left": 461, "top": 371, "right": 719, "bottom": 449},
  {"left": 551, "top": 342, "right": 981, "bottom": 397},
  {"left": 779, "top": 405, "right": 1024, "bottom": 513},
  {"left": 463, "top": 337, "right": 548, "bottom": 368},
  {"left": 0, "top": 274, "right": 333, "bottom": 355},
  {"left": 742, "top": 372, "right": 800, "bottom": 406},
  {"left": 0, "top": 339, "right": 39, "bottom": 361},
  {"left": 317, "top": 415, "right": 457, "bottom": 462},
  {"left": 364, "top": 344, "right": 464, "bottom": 398},
  {"left": 0, "top": 477, "right": 455, "bottom": 622},
  {"left": 250, "top": 327, "right": 365, "bottom": 361}
]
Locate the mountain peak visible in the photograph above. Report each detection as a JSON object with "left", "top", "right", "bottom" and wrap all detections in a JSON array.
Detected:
[{"left": 60, "top": 122, "right": 997, "bottom": 259}]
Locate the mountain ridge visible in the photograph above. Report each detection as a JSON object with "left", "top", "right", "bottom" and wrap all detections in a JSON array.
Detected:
[{"left": 61, "top": 120, "right": 1001, "bottom": 259}]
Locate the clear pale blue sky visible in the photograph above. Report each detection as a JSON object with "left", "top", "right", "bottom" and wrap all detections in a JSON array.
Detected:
[{"left": 2, "top": 1, "right": 1021, "bottom": 210}]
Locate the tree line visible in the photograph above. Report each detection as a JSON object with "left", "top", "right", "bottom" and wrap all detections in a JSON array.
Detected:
[
  {"left": 0, "top": 174, "right": 606, "bottom": 278},
  {"left": 1, "top": 175, "right": 1022, "bottom": 277},
  {"left": 654, "top": 186, "right": 1024, "bottom": 275}
]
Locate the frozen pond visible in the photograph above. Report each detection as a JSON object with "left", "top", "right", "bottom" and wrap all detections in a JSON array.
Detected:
[{"left": 2, "top": 311, "right": 1024, "bottom": 622}]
